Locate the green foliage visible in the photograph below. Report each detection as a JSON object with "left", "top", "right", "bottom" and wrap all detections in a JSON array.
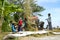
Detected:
[
  {"left": 31, "top": 2, "right": 45, "bottom": 13},
  {"left": 14, "top": 13, "right": 19, "bottom": 22},
  {"left": 2, "top": 21, "right": 12, "bottom": 32},
  {"left": 0, "top": 0, "right": 23, "bottom": 17},
  {"left": 0, "top": 0, "right": 45, "bottom": 31},
  {"left": 4, "top": 15, "right": 11, "bottom": 22},
  {"left": 0, "top": 14, "right": 1, "bottom": 19},
  {"left": 33, "top": 6, "right": 45, "bottom": 12},
  {"left": 30, "top": 1, "right": 45, "bottom": 17},
  {"left": 0, "top": 0, "right": 23, "bottom": 32},
  {"left": 14, "top": 12, "right": 24, "bottom": 22},
  {"left": 38, "top": 14, "right": 43, "bottom": 16}
]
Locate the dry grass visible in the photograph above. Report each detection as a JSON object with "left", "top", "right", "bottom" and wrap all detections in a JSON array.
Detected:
[
  {"left": 0, "top": 32, "right": 9, "bottom": 40},
  {"left": 0, "top": 32, "right": 19, "bottom": 40},
  {"left": 52, "top": 29, "right": 60, "bottom": 32}
]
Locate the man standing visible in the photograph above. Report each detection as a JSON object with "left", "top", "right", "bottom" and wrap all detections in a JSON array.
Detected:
[
  {"left": 18, "top": 18, "right": 23, "bottom": 32},
  {"left": 46, "top": 13, "right": 52, "bottom": 30}
]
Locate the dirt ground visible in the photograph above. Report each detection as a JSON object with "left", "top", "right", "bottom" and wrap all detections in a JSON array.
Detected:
[{"left": 18, "top": 35, "right": 60, "bottom": 40}]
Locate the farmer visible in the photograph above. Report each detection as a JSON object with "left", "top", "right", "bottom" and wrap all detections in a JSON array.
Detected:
[
  {"left": 10, "top": 21, "right": 16, "bottom": 32},
  {"left": 18, "top": 18, "right": 23, "bottom": 32},
  {"left": 46, "top": 13, "right": 52, "bottom": 30}
]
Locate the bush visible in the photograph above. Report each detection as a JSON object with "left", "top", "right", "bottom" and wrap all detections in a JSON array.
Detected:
[{"left": 1, "top": 21, "right": 12, "bottom": 32}]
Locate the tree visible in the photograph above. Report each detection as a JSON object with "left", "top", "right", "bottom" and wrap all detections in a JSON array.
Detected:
[
  {"left": 13, "top": 0, "right": 45, "bottom": 22},
  {"left": 13, "top": 0, "right": 45, "bottom": 31},
  {"left": 30, "top": 0, "right": 45, "bottom": 16},
  {"left": 0, "top": 0, "right": 23, "bottom": 32},
  {"left": 30, "top": 1, "right": 45, "bottom": 13},
  {"left": 23, "top": 0, "right": 45, "bottom": 31},
  {"left": 0, "top": 0, "right": 45, "bottom": 31}
]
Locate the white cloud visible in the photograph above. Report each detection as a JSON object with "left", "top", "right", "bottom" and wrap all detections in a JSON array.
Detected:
[{"left": 54, "top": 8, "right": 60, "bottom": 13}]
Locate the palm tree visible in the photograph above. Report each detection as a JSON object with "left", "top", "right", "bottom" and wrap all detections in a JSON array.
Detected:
[
  {"left": 23, "top": 0, "right": 35, "bottom": 31},
  {"left": 23, "top": 0, "right": 45, "bottom": 31}
]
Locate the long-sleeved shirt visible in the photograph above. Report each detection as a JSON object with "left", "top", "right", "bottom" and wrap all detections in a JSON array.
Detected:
[
  {"left": 18, "top": 19, "right": 23, "bottom": 26},
  {"left": 11, "top": 24, "right": 16, "bottom": 32},
  {"left": 46, "top": 16, "right": 51, "bottom": 22}
]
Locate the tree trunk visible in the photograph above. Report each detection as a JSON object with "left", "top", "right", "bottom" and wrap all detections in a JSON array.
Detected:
[{"left": 0, "top": 18, "right": 4, "bottom": 32}]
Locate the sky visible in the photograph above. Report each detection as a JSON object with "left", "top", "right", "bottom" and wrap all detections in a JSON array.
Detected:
[{"left": 36, "top": 0, "right": 60, "bottom": 28}]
